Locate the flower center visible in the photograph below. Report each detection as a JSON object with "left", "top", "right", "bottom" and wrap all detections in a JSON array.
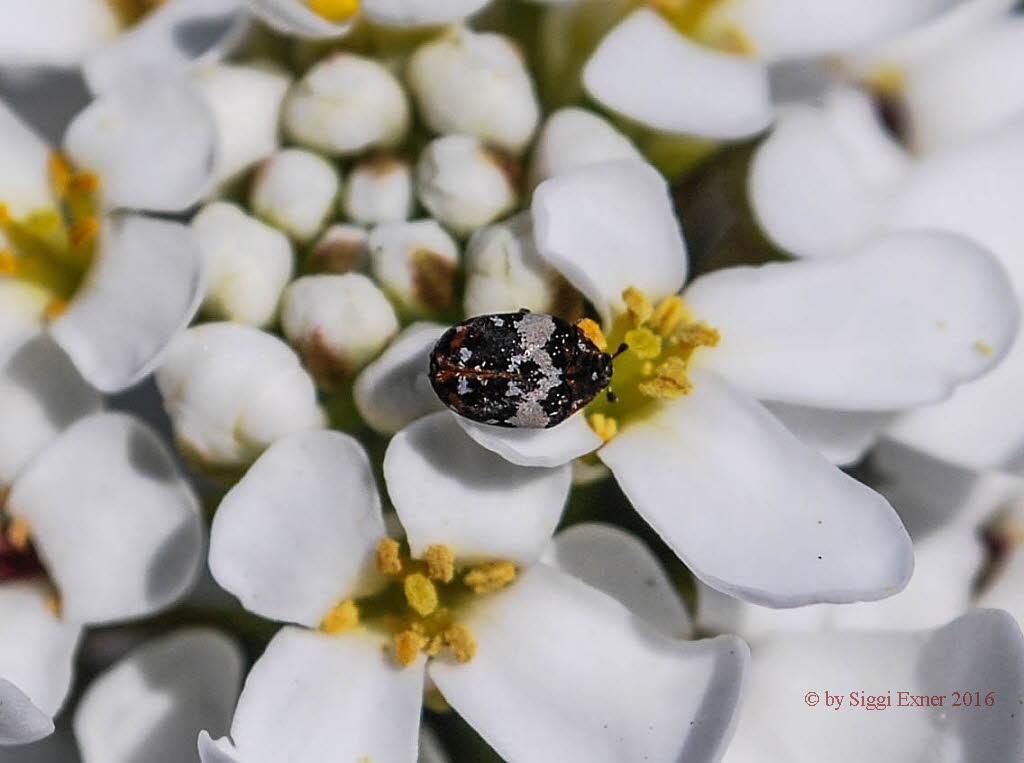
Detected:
[
  {"left": 319, "top": 538, "right": 517, "bottom": 668},
  {"left": 0, "top": 516, "right": 44, "bottom": 583},
  {"left": 105, "top": 0, "right": 168, "bottom": 27},
  {"left": 649, "top": 0, "right": 756, "bottom": 55},
  {"left": 307, "top": 0, "right": 361, "bottom": 23},
  {"left": 583, "top": 286, "right": 718, "bottom": 442},
  {"left": 0, "top": 155, "right": 102, "bottom": 319}
]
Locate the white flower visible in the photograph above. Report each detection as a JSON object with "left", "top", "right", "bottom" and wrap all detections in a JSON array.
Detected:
[
  {"left": 202, "top": 425, "right": 747, "bottom": 762},
  {"left": 283, "top": 52, "right": 409, "bottom": 157},
  {"left": 415, "top": 134, "right": 518, "bottom": 236},
  {"left": 280, "top": 274, "right": 399, "bottom": 387},
  {"left": 155, "top": 323, "right": 326, "bottom": 474},
  {"left": 73, "top": 629, "right": 244, "bottom": 763},
  {"left": 249, "top": 147, "right": 339, "bottom": 243},
  {"left": 191, "top": 202, "right": 294, "bottom": 328},
  {"left": 408, "top": 26, "right": 540, "bottom": 155},
  {"left": 342, "top": 153, "right": 414, "bottom": 226},
  {"left": 527, "top": 107, "right": 643, "bottom": 189},
  {"left": 243, "top": 0, "right": 492, "bottom": 38},
  {"left": 454, "top": 159, "right": 1018, "bottom": 608},
  {"left": 721, "top": 609, "right": 1024, "bottom": 762},
  {"left": 0, "top": 82, "right": 210, "bottom": 392},
  {"left": 367, "top": 219, "right": 459, "bottom": 318},
  {"left": 462, "top": 212, "right": 564, "bottom": 317}
]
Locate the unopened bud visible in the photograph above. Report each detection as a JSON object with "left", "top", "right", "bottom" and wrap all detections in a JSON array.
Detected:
[
  {"left": 342, "top": 153, "right": 413, "bottom": 225},
  {"left": 367, "top": 219, "right": 459, "bottom": 317},
  {"left": 305, "top": 223, "right": 368, "bottom": 275},
  {"left": 250, "top": 148, "right": 340, "bottom": 242}
]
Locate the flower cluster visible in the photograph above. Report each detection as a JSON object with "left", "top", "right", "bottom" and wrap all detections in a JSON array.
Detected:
[{"left": 2, "top": 0, "right": 1024, "bottom": 761}]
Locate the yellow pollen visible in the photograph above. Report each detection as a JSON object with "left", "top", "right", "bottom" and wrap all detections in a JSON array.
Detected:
[
  {"left": 425, "top": 544, "right": 455, "bottom": 583},
  {"left": 376, "top": 538, "right": 402, "bottom": 575},
  {"left": 48, "top": 155, "right": 73, "bottom": 198},
  {"left": 624, "top": 327, "right": 663, "bottom": 360},
  {"left": 393, "top": 629, "right": 427, "bottom": 667},
  {"left": 0, "top": 250, "right": 17, "bottom": 276},
  {"left": 576, "top": 317, "right": 608, "bottom": 351},
  {"left": 642, "top": 360, "right": 654, "bottom": 376},
  {"left": 443, "top": 625, "right": 477, "bottom": 663},
  {"left": 650, "top": 296, "right": 687, "bottom": 336},
  {"left": 5, "top": 517, "right": 30, "bottom": 551},
  {"left": 404, "top": 573, "right": 439, "bottom": 616},
  {"left": 70, "top": 216, "right": 100, "bottom": 249},
  {"left": 676, "top": 321, "right": 720, "bottom": 348},
  {"left": 463, "top": 562, "right": 517, "bottom": 594},
  {"left": 307, "top": 0, "right": 360, "bottom": 22},
  {"left": 69, "top": 173, "right": 101, "bottom": 195},
  {"left": 623, "top": 286, "right": 654, "bottom": 326},
  {"left": 44, "top": 299, "right": 69, "bottom": 321},
  {"left": 588, "top": 412, "right": 618, "bottom": 442},
  {"left": 320, "top": 599, "right": 360, "bottom": 634},
  {"left": 975, "top": 341, "right": 993, "bottom": 356},
  {"left": 638, "top": 356, "right": 693, "bottom": 399},
  {"left": 0, "top": 203, "right": 9, "bottom": 225}
]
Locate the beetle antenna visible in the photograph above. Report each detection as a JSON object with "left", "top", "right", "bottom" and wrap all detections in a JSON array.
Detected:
[
  {"left": 517, "top": 307, "right": 531, "bottom": 314},
  {"left": 606, "top": 389, "right": 618, "bottom": 403},
  {"left": 612, "top": 343, "right": 628, "bottom": 358}
]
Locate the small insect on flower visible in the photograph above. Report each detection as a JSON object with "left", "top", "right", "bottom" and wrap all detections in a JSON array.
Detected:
[{"left": 429, "top": 311, "right": 616, "bottom": 428}]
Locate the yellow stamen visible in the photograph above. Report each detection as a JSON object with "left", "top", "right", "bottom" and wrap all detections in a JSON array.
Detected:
[
  {"left": 404, "top": 573, "right": 439, "bottom": 616},
  {"left": 463, "top": 562, "right": 517, "bottom": 594},
  {"left": 320, "top": 599, "right": 360, "bottom": 634},
  {"left": 68, "top": 173, "right": 101, "bottom": 196},
  {"left": 676, "top": 321, "right": 720, "bottom": 348},
  {"left": 425, "top": 544, "right": 455, "bottom": 584},
  {"left": 376, "top": 538, "right": 402, "bottom": 575},
  {"left": 48, "top": 155, "right": 73, "bottom": 198},
  {"left": 575, "top": 317, "right": 608, "bottom": 351},
  {"left": 867, "top": 66, "right": 907, "bottom": 97},
  {"left": 69, "top": 216, "right": 99, "bottom": 250},
  {"left": 975, "top": 340, "right": 993, "bottom": 356},
  {"left": 588, "top": 412, "right": 618, "bottom": 443},
  {"left": 638, "top": 356, "right": 693, "bottom": 399},
  {"left": 0, "top": 250, "right": 17, "bottom": 276},
  {"left": 623, "top": 286, "right": 653, "bottom": 326},
  {"left": 44, "top": 299, "right": 69, "bottom": 321},
  {"left": 650, "top": 296, "right": 687, "bottom": 336},
  {"left": 46, "top": 593, "right": 62, "bottom": 618},
  {"left": 443, "top": 625, "right": 477, "bottom": 663},
  {"left": 624, "top": 327, "right": 662, "bottom": 360},
  {"left": 5, "top": 517, "right": 30, "bottom": 551},
  {"left": 393, "top": 629, "right": 427, "bottom": 667},
  {"left": 307, "top": 0, "right": 360, "bottom": 23}
]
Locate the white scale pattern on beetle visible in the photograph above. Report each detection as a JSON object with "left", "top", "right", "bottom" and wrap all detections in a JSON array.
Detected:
[{"left": 505, "top": 314, "right": 562, "bottom": 427}]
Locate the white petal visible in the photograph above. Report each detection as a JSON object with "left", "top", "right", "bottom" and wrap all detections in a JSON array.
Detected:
[
  {"left": 64, "top": 76, "right": 216, "bottom": 212},
  {"left": 764, "top": 403, "right": 895, "bottom": 466},
  {"left": 198, "top": 730, "right": 240, "bottom": 763},
  {"left": 353, "top": 322, "right": 447, "bottom": 435},
  {"left": 0, "top": 99, "right": 57, "bottom": 220},
  {"left": 544, "top": 522, "right": 692, "bottom": 638},
  {"left": 7, "top": 413, "right": 203, "bottom": 624},
  {"left": 599, "top": 369, "right": 913, "bottom": 607},
  {"left": 50, "top": 214, "right": 203, "bottom": 393},
  {"left": 74, "top": 629, "right": 244, "bottom": 763},
  {"left": 0, "top": 281, "right": 49, "bottom": 360},
  {"left": 687, "top": 231, "right": 1019, "bottom": 410},
  {"left": 456, "top": 412, "right": 603, "bottom": 468},
  {"left": 385, "top": 412, "right": 570, "bottom": 564},
  {"left": 0, "top": 581, "right": 80, "bottom": 735},
  {"left": 362, "top": 0, "right": 491, "bottom": 26},
  {"left": 0, "top": 335, "right": 101, "bottom": 486},
  {"left": 722, "top": 609, "right": 1024, "bottom": 762},
  {"left": 531, "top": 158, "right": 686, "bottom": 326},
  {"left": 229, "top": 627, "right": 424, "bottom": 763},
  {"left": 748, "top": 91, "right": 908, "bottom": 258},
  {"left": 244, "top": 0, "right": 353, "bottom": 38},
  {"left": 0, "top": 0, "right": 116, "bottom": 69},
  {"left": 706, "top": 0, "right": 960, "bottom": 61},
  {"left": 430, "top": 564, "right": 748, "bottom": 763},
  {"left": 83, "top": 0, "right": 249, "bottom": 93},
  {"left": 418, "top": 727, "right": 448, "bottom": 763},
  {"left": 527, "top": 107, "right": 643, "bottom": 188},
  {"left": 209, "top": 430, "right": 386, "bottom": 626},
  {"left": 584, "top": 10, "right": 771, "bottom": 139},
  {"left": 978, "top": 546, "right": 1024, "bottom": 623}
]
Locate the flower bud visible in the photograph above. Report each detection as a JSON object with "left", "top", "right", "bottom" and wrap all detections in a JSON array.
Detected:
[
  {"left": 283, "top": 52, "right": 410, "bottom": 156},
  {"left": 416, "top": 134, "right": 517, "bottom": 236},
  {"left": 463, "top": 212, "right": 563, "bottom": 316},
  {"left": 191, "top": 201, "right": 294, "bottom": 327},
  {"left": 408, "top": 26, "right": 540, "bottom": 155},
  {"left": 156, "top": 323, "right": 325, "bottom": 474},
  {"left": 341, "top": 153, "right": 414, "bottom": 225},
  {"left": 367, "top": 219, "right": 459, "bottom": 317},
  {"left": 305, "top": 223, "right": 368, "bottom": 275},
  {"left": 193, "top": 62, "right": 293, "bottom": 186},
  {"left": 280, "top": 273, "right": 399, "bottom": 388},
  {"left": 250, "top": 147, "right": 340, "bottom": 242},
  {"left": 528, "top": 107, "right": 644, "bottom": 188}
]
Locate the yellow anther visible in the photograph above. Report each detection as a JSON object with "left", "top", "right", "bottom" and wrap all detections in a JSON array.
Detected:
[
  {"left": 69, "top": 173, "right": 101, "bottom": 196},
  {"left": 0, "top": 203, "right": 10, "bottom": 225},
  {"left": 320, "top": 599, "right": 360, "bottom": 634},
  {"left": 463, "top": 562, "right": 517, "bottom": 594},
  {"left": 576, "top": 317, "right": 608, "bottom": 351},
  {"left": 623, "top": 286, "right": 653, "bottom": 326},
  {"left": 588, "top": 412, "right": 618, "bottom": 443},
  {"left": 307, "top": 0, "right": 360, "bottom": 22},
  {"left": 710, "top": 24, "right": 756, "bottom": 56},
  {"left": 650, "top": 296, "right": 687, "bottom": 336},
  {"left": 867, "top": 66, "right": 907, "bottom": 97},
  {"left": 404, "top": 573, "right": 439, "bottom": 616},
  {"left": 676, "top": 321, "right": 720, "bottom": 349},
  {"left": 638, "top": 356, "right": 693, "bottom": 399},
  {"left": 0, "top": 250, "right": 17, "bottom": 276},
  {"left": 641, "top": 361, "right": 654, "bottom": 376},
  {"left": 5, "top": 517, "right": 30, "bottom": 551},
  {"left": 48, "top": 155, "right": 73, "bottom": 198},
  {"left": 393, "top": 629, "right": 427, "bottom": 667},
  {"left": 975, "top": 341, "right": 993, "bottom": 356},
  {"left": 624, "top": 327, "right": 662, "bottom": 360},
  {"left": 70, "top": 216, "right": 100, "bottom": 249},
  {"left": 46, "top": 593, "right": 62, "bottom": 618},
  {"left": 443, "top": 625, "right": 477, "bottom": 663},
  {"left": 425, "top": 544, "right": 455, "bottom": 583},
  {"left": 376, "top": 538, "right": 402, "bottom": 575},
  {"left": 44, "top": 299, "right": 69, "bottom": 321}
]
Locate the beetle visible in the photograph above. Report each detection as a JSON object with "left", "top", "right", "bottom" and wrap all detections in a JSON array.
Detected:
[{"left": 428, "top": 311, "right": 615, "bottom": 428}]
